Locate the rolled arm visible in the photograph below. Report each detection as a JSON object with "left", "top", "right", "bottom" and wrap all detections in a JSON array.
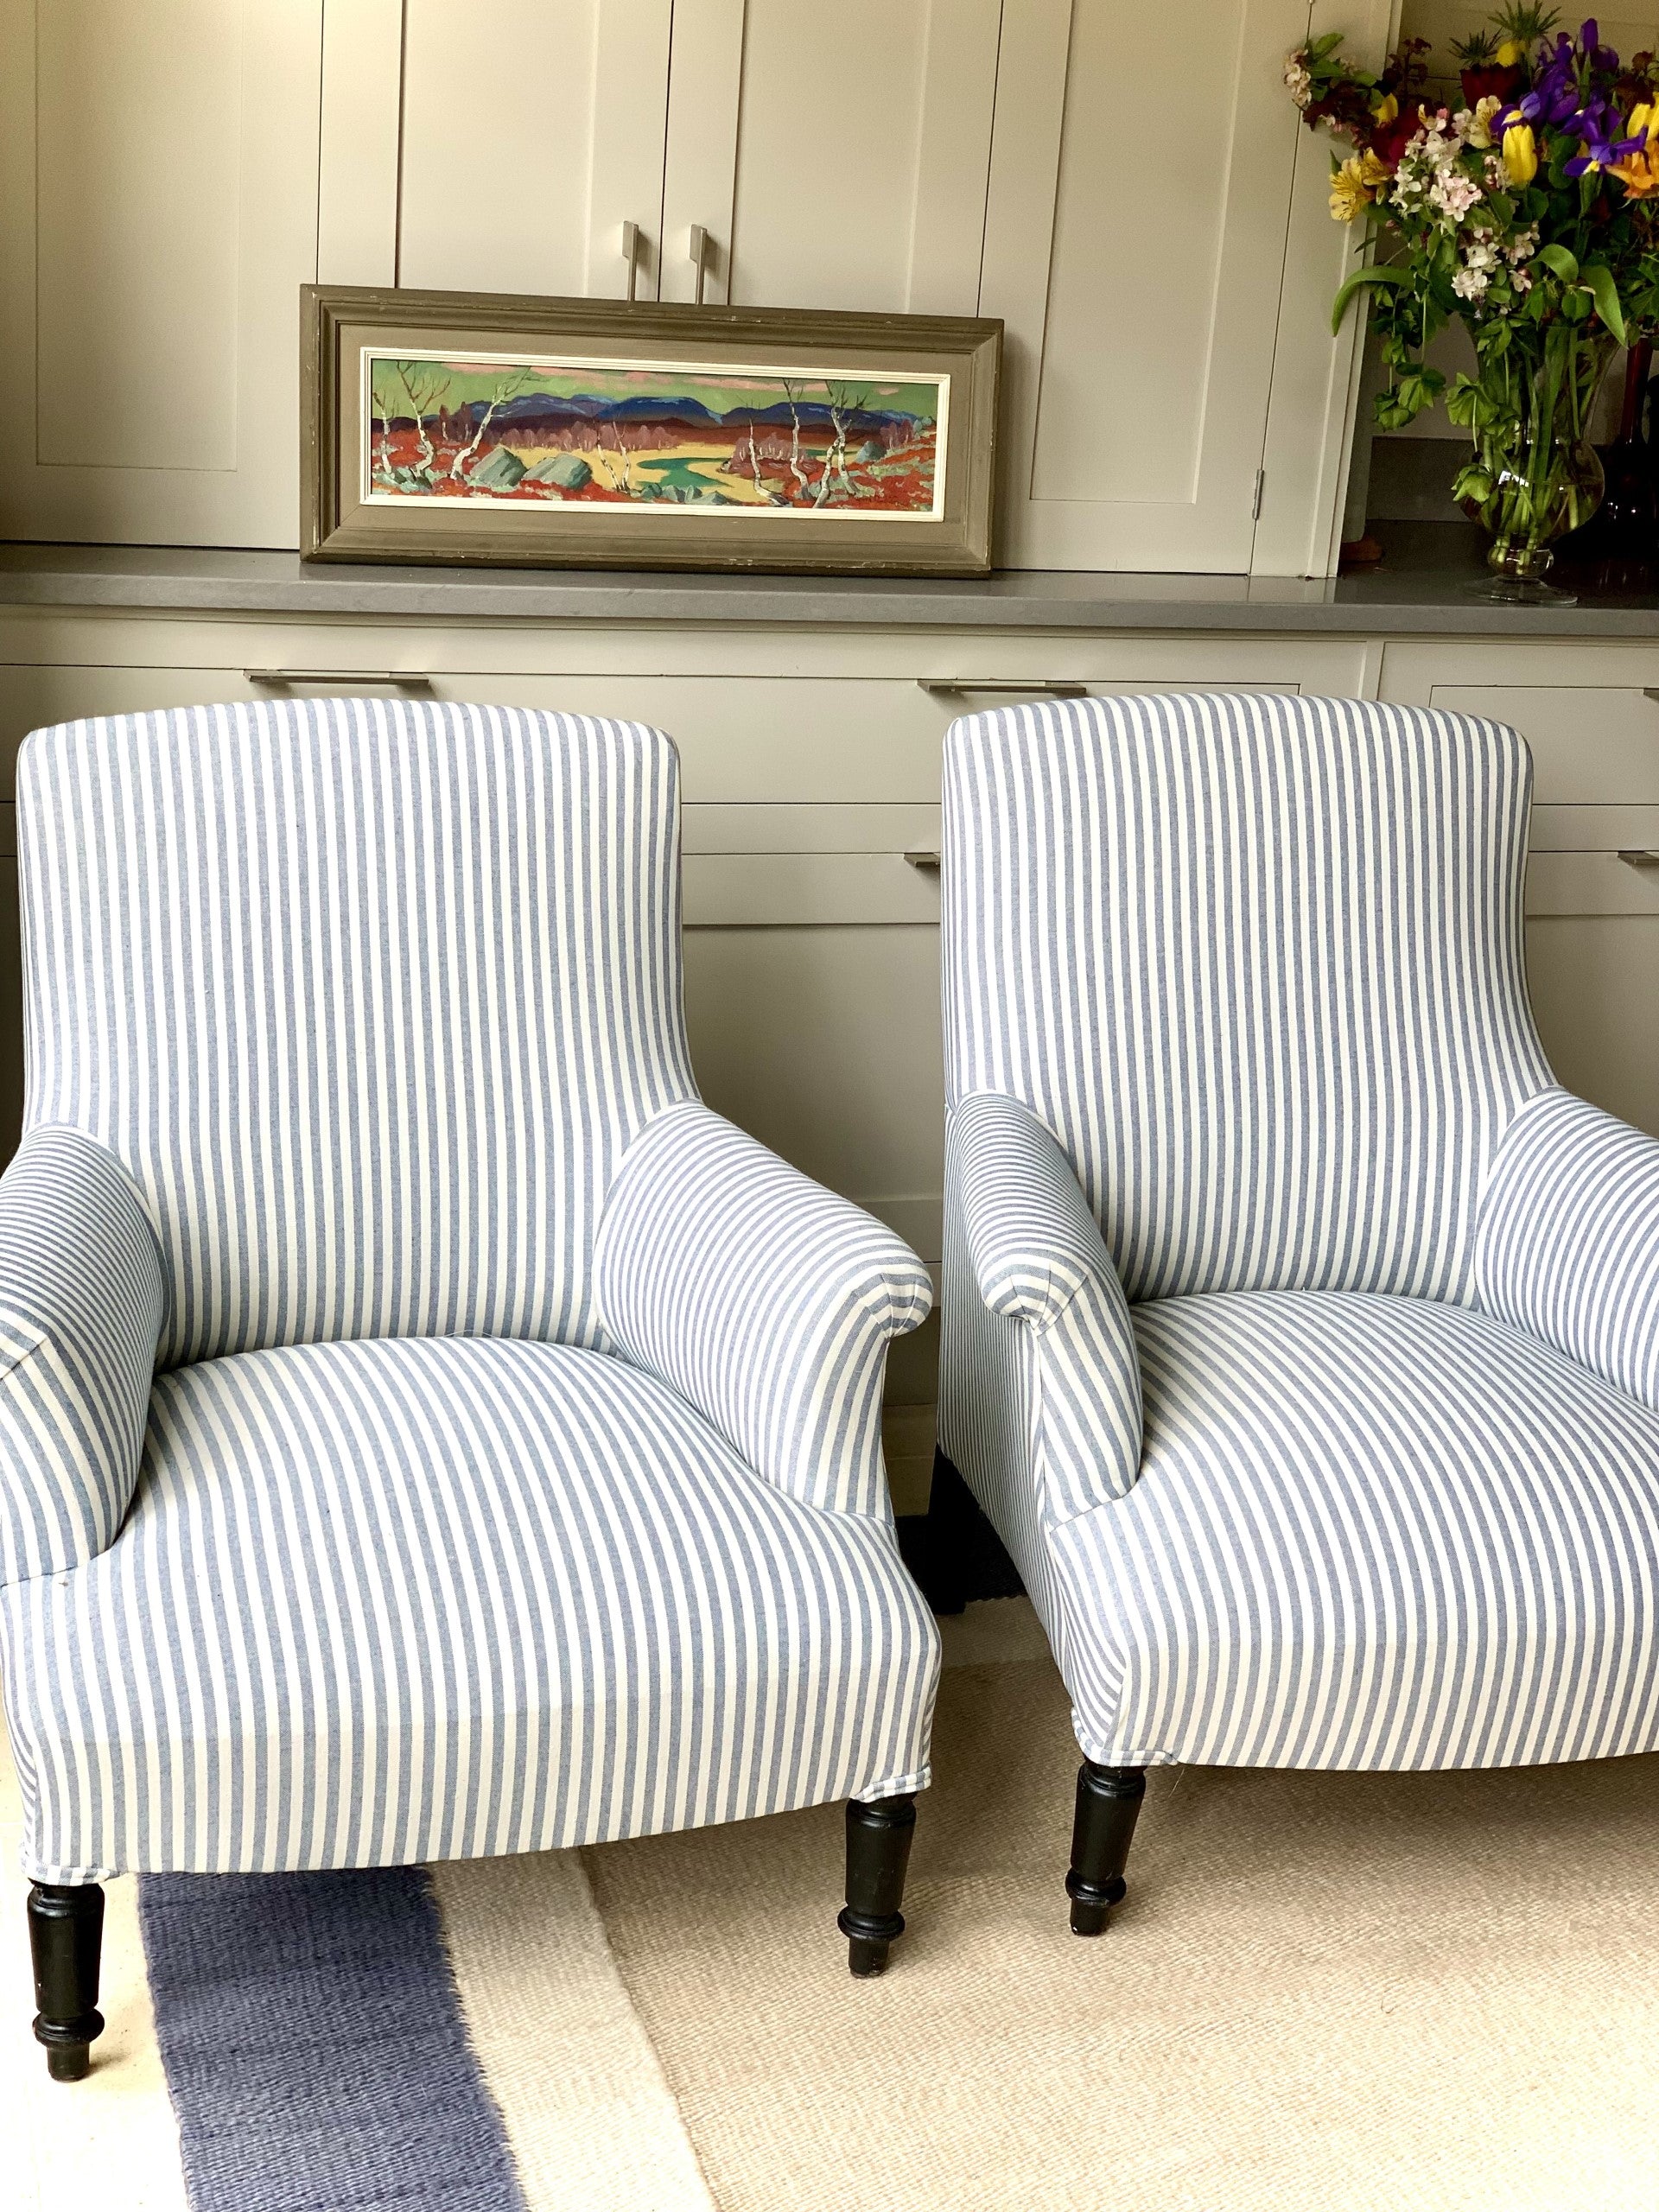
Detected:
[
  {"left": 951, "top": 1092, "right": 1142, "bottom": 1512},
  {"left": 0, "top": 1127, "right": 164, "bottom": 1588},
  {"left": 1476, "top": 1087, "right": 1659, "bottom": 1414},
  {"left": 594, "top": 1103, "right": 932, "bottom": 1518}
]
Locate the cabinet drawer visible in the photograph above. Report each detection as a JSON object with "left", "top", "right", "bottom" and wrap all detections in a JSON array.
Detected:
[
  {"left": 1529, "top": 804, "right": 1659, "bottom": 850},
  {"left": 0, "top": 664, "right": 1312, "bottom": 804},
  {"left": 682, "top": 803, "right": 943, "bottom": 925},
  {"left": 681, "top": 803, "right": 941, "bottom": 856},
  {"left": 684, "top": 853, "right": 940, "bottom": 928},
  {"left": 1429, "top": 685, "right": 1659, "bottom": 803},
  {"left": 1528, "top": 914, "right": 1659, "bottom": 1138},
  {"left": 1527, "top": 850, "right": 1659, "bottom": 916}
]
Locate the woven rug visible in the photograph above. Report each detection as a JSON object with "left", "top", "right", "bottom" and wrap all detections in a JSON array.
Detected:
[{"left": 9, "top": 1602, "right": 1659, "bottom": 2210}]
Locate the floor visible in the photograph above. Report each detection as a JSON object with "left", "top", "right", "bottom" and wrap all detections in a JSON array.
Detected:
[{"left": 9, "top": 1599, "right": 1659, "bottom": 2210}]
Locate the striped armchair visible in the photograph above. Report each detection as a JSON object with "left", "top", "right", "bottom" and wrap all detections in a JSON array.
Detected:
[
  {"left": 1, "top": 700, "right": 938, "bottom": 2079},
  {"left": 936, "top": 692, "right": 1659, "bottom": 1931}
]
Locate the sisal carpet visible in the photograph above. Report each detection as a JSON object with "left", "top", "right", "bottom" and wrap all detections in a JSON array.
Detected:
[{"left": 583, "top": 1617, "right": 1659, "bottom": 2212}]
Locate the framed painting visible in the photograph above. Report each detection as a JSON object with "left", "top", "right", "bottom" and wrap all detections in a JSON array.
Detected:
[{"left": 302, "top": 285, "right": 1001, "bottom": 576}]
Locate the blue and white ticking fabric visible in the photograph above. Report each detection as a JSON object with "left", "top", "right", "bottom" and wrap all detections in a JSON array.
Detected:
[
  {"left": 21, "top": 698, "right": 698, "bottom": 1367},
  {"left": 1478, "top": 1086, "right": 1659, "bottom": 1415},
  {"left": 0, "top": 701, "right": 935, "bottom": 1884},
  {"left": 941, "top": 691, "right": 1659, "bottom": 1772},
  {"left": 0, "top": 1126, "right": 162, "bottom": 1586},
  {"left": 596, "top": 1103, "right": 934, "bottom": 1520}
]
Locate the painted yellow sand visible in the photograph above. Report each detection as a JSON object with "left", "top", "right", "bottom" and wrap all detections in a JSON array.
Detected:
[{"left": 503, "top": 441, "right": 786, "bottom": 504}]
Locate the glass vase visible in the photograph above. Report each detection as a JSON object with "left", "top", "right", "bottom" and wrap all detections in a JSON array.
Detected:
[{"left": 1455, "top": 326, "right": 1618, "bottom": 605}]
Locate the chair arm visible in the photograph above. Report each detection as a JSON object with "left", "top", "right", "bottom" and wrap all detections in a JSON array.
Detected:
[
  {"left": 1476, "top": 1087, "right": 1659, "bottom": 1414},
  {"left": 594, "top": 1103, "right": 932, "bottom": 1519},
  {"left": 0, "top": 1127, "right": 164, "bottom": 1587},
  {"left": 950, "top": 1092, "right": 1142, "bottom": 1510}
]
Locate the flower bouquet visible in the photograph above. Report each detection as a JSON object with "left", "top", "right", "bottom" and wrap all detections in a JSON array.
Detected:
[{"left": 1287, "top": 10, "right": 1659, "bottom": 598}]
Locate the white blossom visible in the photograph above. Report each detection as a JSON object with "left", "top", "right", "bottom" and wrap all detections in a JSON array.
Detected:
[{"left": 1284, "top": 53, "right": 1313, "bottom": 106}]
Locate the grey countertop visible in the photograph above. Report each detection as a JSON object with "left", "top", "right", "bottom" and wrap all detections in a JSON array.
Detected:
[{"left": 5, "top": 524, "right": 1659, "bottom": 637}]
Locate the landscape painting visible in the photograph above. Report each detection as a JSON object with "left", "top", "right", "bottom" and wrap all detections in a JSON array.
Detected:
[{"left": 361, "top": 349, "right": 948, "bottom": 519}]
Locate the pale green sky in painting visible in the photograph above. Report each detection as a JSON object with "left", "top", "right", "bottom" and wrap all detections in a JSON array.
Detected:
[{"left": 366, "top": 350, "right": 942, "bottom": 422}]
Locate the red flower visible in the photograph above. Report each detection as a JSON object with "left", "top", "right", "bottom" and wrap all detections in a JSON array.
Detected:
[
  {"left": 1369, "top": 100, "right": 1430, "bottom": 170},
  {"left": 1460, "top": 62, "right": 1522, "bottom": 105}
]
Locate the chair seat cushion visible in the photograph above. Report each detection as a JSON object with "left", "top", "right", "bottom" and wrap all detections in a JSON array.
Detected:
[
  {"left": 1051, "top": 1291, "right": 1659, "bottom": 1773},
  {"left": 1, "top": 1337, "right": 937, "bottom": 1882}
]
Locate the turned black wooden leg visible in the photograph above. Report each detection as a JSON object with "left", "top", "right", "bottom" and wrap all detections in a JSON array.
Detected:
[
  {"left": 1066, "top": 1762, "right": 1146, "bottom": 1936},
  {"left": 29, "top": 1881, "right": 105, "bottom": 2081},
  {"left": 839, "top": 1794, "right": 917, "bottom": 1977}
]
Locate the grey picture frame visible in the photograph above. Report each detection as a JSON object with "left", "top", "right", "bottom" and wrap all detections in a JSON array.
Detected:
[{"left": 301, "top": 284, "right": 1001, "bottom": 576}]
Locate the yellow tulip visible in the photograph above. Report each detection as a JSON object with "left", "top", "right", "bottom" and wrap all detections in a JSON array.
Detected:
[
  {"left": 1503, "top": 121, "right": 1539, "bottom": 186},
  {"left": 1371, "top": 92, "right": 1399, "bottom": 124},
  {"left": 1611, "top": 108, "right": 1659, "bottom": 194},
  {"left": 1495, "top": 36, "right": 1525, "bottom": 66}
]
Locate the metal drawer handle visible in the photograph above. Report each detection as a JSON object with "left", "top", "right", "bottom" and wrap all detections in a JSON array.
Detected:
[
  {"left": 904, "top": 850, "right": 941, "bottom": 870},
  {"left": 1618, "top": 849, "right": 1659, "bottom": 868},
  {"left": 918, "top": 679, "right": 1089, "bottom": 698},
  {"left": 689, "top": 225, "right": 712, "bottom": 306},
  {"left": 245, "top": 670, "right": 434, "bottom": 688},
  {"left": 621, "top": 219, "right": 643, "bottom": 302},
  {"left": 1642, "top": 690, "right": 1659, "bottom": 705}
]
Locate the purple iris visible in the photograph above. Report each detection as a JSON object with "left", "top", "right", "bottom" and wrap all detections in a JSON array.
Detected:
[{"left": 1498, "top": 22, "right": 1642, "bottom": 175}]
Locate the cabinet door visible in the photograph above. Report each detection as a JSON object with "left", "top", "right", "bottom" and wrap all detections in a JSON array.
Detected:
[
  {"left": 658, "top": 0, "right": 1002, "bottom": 312},
  {"left": 0, "top": 0, "right": 323, "bottom": 549},
  {"left": 396, "top": 0, "right": 673, "bottom": 301},
  {"left": 1527, "top": 836, "right": 1659, "bottom": 1140},
  {"left": 980, "top": 0, "right": 1311, "bottom": 572}
]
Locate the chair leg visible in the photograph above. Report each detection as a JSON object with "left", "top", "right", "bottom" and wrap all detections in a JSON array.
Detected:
[
  {"left": 1066, "top": 1762, "right": 1146, "bottom": 1936},
  {"left": 29, "top": 1881, "right": 105, "bottom": 2081},
  {"left": 839, "top": 1794, "right": 917, "bottom": 1977}
]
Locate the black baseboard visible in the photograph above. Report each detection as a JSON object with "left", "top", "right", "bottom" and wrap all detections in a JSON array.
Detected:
[{"left": 896, "top": 1452, "right": 1025, "bottom": 1615}]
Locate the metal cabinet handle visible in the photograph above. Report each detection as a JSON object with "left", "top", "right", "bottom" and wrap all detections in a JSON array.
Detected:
[
  {"left": 917, "top": 679, "right": 1090, "bottom": 698},
  {"left": 904, "top": 850, "right": 941, "bottom": 870},
  {"left": 1642, "top": 689, "right": 1659, "bottom": 705},
  {"left": 1618, "top": 849, "right": 1659, "bottom": 867},
  {"left": 689, "top": 225, "right": 711, "bottom": 307},
  {"left": 621, "top": 219, "right": 643, "bottom": 302},
  {"left": 245, "top": 670, "right": 434, "bottom": 688}
]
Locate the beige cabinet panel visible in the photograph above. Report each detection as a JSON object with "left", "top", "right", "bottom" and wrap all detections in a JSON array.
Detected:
[
  {"left": 684, "top": 852, "right": 942, "bottom": 926},
  {"left": 0, "top": 0, "right": 323, "bottom": 548},
  {"left": 1528, "top": 917, "right": 1659, "bottom": 1139},
  {"left": 0, "top": 816, "right": 16, "bottom": 1167},
  {"left": 0, "top": 660, "right": 1328, "bottom": 806},
  {"left": 1427, "top": 685, "right": 1659, "bottom": 804},
  {"left": 683, "top": 924, "right": 944, "bottom": 1262},
  {"left": 397, "top": 0, "right": 672, "bottom": 300},
  {"left": 658, "top": 0, "right": 1001, "bottom": 313},
  {"left": 981, "top": 0, "right": 1313, "bottom": 572}
]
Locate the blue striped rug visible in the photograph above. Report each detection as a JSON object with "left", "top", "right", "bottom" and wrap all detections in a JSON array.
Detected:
[{"left": 138, "top": 1867, "right": 529, "bottom": 2212}]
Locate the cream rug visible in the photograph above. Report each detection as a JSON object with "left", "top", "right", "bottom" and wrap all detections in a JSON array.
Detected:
[
  {"left": 584, "top": 1607, "right": 1659, "bottom": 2212},
  {"left": 7, "top": 1601, "right": 1659, "bottom": 2209}
]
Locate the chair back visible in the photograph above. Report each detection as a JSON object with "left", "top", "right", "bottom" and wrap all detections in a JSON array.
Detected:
[
  {"left": 943, "top": 692, "right": 1553, "bottom": 1305},
  {"left": 19, "top": 698, "right": 696, "bottom": 1365}
]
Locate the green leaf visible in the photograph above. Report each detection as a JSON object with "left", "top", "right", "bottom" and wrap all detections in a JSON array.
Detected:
[
  {"left": 1535, "top": 242, "right": 1580, "bottom": 282},
  {"left": 1444, "top": 372, "right": 1484, "bottom": 428},
  {"left": 1330, "top": 264, "right": 1410, "bottom": 335},
  {"left": 1582, "top": 261, "right": 1627, "bottom": 341}
]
